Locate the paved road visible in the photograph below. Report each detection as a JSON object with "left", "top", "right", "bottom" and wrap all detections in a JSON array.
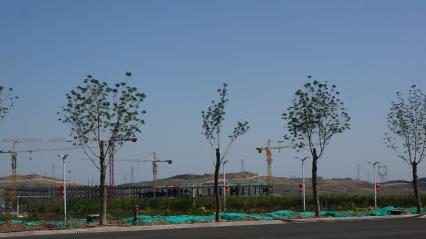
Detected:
[{"left": 5, "top": 218, "right": 426, "bottom": 239}]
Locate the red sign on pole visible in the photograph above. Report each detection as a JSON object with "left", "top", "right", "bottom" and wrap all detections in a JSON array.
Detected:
[
  {"left": 60, "top": 184, "right": 64, "bottom": 199},
  {"left": 298, "top": 183, "right": 304, "bottom": 193}
]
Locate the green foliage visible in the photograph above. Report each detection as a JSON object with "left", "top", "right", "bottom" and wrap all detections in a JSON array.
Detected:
[
  {"left": 0, "top": 86, "right": 18, "bottom": 121},
  {"left": 201, "top": 83, "right": 249, "bottom": 149},
  {"left": 385, "top": 85, "right": 426, "bottom": 165},
  {"left": 16, "top": 194, "right": 426, "bottom": 220},
  {"left": 58, "top": 72, "right": 146, "bottom": 165},
  {"left": 282, "top": 80, "right": 350, "bottom": 156},
  {"left": 58, "top": 73, "right": 146, "bottom": 146}
]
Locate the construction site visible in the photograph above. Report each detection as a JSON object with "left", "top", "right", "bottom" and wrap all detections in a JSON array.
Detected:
[
  {"left": 2, "top": 1, "right": 426, "bottom": 238},
  {"left": 0, "top": 137, "right": 424, "bottom": 219}
]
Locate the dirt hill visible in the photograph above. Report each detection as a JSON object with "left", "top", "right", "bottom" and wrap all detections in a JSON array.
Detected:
[
  {"left": 0, "top": 174, "right": 79, "bottom": 189},
  {"left": 0, "top": 172, "right": 422, "bottom": 196},
  {"left": 130, "top": 172, "right": 424, "bottom": 196}
]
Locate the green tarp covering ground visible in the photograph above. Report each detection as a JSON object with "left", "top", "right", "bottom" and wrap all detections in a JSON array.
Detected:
[
  {"left": 364, "top": 206, "right": 398, "bottom": 216},
  {"left": 4, "top": 206, "right": 426, "bottom": 227}
]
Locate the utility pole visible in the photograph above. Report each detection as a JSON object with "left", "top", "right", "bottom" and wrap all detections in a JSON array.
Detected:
[
  {"left": 368, "top": 161, "right": 380, "bottom": 209},
  {"left": 223, "top": 160, "right": 229, "bottom": 213},
  {"left": 57, "top": 154, "right": 69, "bottom": 221}
]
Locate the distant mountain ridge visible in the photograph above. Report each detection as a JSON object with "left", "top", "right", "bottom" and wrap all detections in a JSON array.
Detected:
[
  {"left": 0, "top": 174, "right": 78, "bottom": 188},
  {"left": 0, "top": 172, "right": 424, "bottom": 196},
  {"left": 127, "top": 172, "right": 426, "bottom": 195}
]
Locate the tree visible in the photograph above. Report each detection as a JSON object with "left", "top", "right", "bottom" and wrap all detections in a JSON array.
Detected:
[
  {"left": 385, "top": 85, "right": 426, "bottom": 214},
  {"left": 282, "top": 80, "right": 350, "bottom": 217},
  {"left": 58, "top": 72, "right": 146, "bottom": 225},
  {"left": 0, "top": 86, "right": 18, "bottom": 121},
  {"left": 201, "top": 83, "right": 249, "bottom": 222}
]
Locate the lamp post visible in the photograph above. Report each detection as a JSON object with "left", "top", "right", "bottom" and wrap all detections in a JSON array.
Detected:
[
  {"left": 296, "top": 156, "right": 308, "bottom": 211},
  {"left": 223, "top": 160, "right": 229, "bottom": 213},
  {"left": 368, "top": 161, "right": 380, "bottom": 209},
  {"left": 57, "top": 154, "right": 69, "bottom": 221}
]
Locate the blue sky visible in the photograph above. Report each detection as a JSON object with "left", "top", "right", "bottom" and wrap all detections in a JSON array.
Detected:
[{"left": 0, "top": 0, "right": 425, "bottom": 184}]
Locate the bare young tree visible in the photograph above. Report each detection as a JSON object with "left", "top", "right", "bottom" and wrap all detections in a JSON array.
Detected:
[
  {"left": 58, "top": 72, "right": 146, "bottom": 224},
  {"left": 201, "top": 83, "right": 249, "bottom": 222},
  {"left": 282, "top": 80, "right": 350, "bottom": 217},
  {"left": 0, "top": 86, "right": 18, "bottom": 122},
  {"left": 385, "top": 85, "right": 426, "bottom": 214}
]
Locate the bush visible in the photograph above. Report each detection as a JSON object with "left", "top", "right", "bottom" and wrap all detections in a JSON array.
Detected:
[{"left": 14, "top": 194, "right": 426, "bottom": 220}]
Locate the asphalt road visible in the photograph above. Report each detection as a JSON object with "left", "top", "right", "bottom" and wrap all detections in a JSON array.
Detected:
[{"left": 5, "top": 218, "right": 426, "bottom": 239}]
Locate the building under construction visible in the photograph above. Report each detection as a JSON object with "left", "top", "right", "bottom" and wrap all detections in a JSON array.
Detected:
[{"left": 4, "top": 183, "right": 270, "bottom": 199}]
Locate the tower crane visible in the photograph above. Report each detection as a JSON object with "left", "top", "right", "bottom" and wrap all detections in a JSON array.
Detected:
[
  {"left": 115, "top": 152, "right": 172, "bottom": 198},
  {"left": 81, "top": 152, "right": 173, "bottom": 198},
  {"left": 0, "top": 138, "right": 77, "bottom": 203},
  {"left": 256, "top": 139, "right": 299, "bottom": 195}
]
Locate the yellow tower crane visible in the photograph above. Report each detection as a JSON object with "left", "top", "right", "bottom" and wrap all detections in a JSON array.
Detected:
[
  {"left": 115, "top": 152, "right": 172, "bottom": 198},
  {"left": 0, "top": 138, "right": 77, "bottom": 203},
  {"left": 256, "top": 139, "right": 298, "bottom": 195}
]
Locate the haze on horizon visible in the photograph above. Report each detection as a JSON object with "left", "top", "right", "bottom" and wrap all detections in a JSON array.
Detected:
[{"left": 1, "top": 0, "right": 426, "bottom": 185}]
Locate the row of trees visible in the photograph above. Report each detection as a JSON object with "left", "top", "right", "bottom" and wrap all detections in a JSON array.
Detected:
[
  {"left": 201, "top": 79, "right": 425, "bottom": 220},
  {"left": 1, "top": 74, "right": 425, "bottom": 224}
]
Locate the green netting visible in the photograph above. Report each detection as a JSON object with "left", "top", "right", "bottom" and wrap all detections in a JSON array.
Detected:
[
  {"left": 320, "top": 210, "right": 348, "bottom": 217},
  {"left": 297, "top": 211, "right": 315, "bottom": 218},
  {"left": 164, "top": 215, "right": 215, "bottom": 224},
  {"left": 10, "top": 220, "right": 25, "bottom": 225},
  {"left": 266, "top": 210, "right": 352, "bottom": 219},
  {"left": 47, "top": 221, "right": 69, "bottom": 229},
  {"left": 23, "top": 221, "right": 41, "bottom": 226},
  {"left": 127, "top": 213, "right": 275, "bottom": 225},
  {"left": 245, "top": 214, "right": 275, "bottom": 220},
  {"left": 364, "top": 206, "right": 397, "bottom": 216},
  {"left": 409, "top": 207, "right": 426, "bottom": 215},
  {"left": 221, "top": 213, "right": 273, "bottom": 221},
  {"left": 266, "top": 210, "right": 297, "bottom": 219},
  {"left": 5, "top": 205, "right": 422, "bottom": 228}
]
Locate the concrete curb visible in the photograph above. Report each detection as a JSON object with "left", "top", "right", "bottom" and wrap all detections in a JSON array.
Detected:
[
  {"left": 0, "top": 215, "right": 421, "bottom": 238},
  {"left": 291, "top": 214, "right": 419, "bottom": 223}
]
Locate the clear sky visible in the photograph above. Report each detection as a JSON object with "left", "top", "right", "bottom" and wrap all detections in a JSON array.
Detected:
[{"left": 1, "top": 0, "right": 426, "bottom": 184}]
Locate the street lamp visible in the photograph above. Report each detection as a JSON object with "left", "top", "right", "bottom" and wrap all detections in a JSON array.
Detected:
[
  {"left": 223, "top": 160, "right": 229, "bottom": 213},
  {"left": 57, "top": 154, "right": 69, "bottom": 221},
  {"left": 296, "top": 156, "right": 308, "bottom": 211},
  {"left": 368, "top": 161, "right": 380, "bottom": 210}
]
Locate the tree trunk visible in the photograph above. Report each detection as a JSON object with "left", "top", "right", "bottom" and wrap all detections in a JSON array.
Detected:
[
  {"left": 214, "top": 148, "right": 221, "bottom": 222},
  {"left": 99, "top": 142, "right": 107, "bottom": 225},
  {"left": 412, "top": 162, "right": 422, "bottom": 214},
  {"left": 312, "top": 148, "right": 320, "bottom": 217}
]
